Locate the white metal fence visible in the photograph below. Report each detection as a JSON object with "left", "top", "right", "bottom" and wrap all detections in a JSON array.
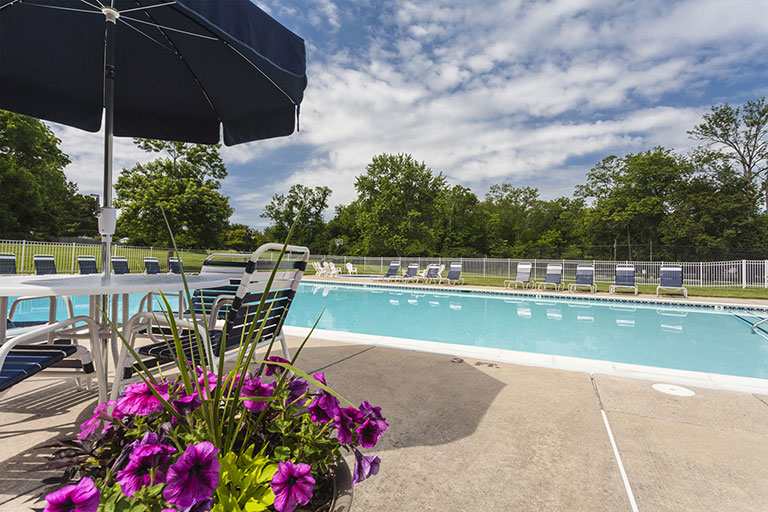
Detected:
[
  {"left": 0, "top": 239, "right": 205, "bottom": 274},
  {"left": 1, "top": 238, "right": 766, "bottom": 288},
  {"left": 311, "top": 254, "right": 768, "bottom": 288}
]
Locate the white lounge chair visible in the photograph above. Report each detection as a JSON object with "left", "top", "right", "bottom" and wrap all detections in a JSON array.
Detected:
[
  {"left": 610, "top": 265, "right": 638, "bottom": 295},
  {"left": 345, "top": 262, "right": 358, "bottom": 274},
  {"left": 657, "top": 266, "right": 687, "bottom": 298},
  {"left": 505, "top": 262, "right": 532, "bottom": 288},
  {"left": 536, "top": 264, "right": 562, "bottom": 291},
  {"left": 568, "top": 265, "right": 596, "bottom": 293}
]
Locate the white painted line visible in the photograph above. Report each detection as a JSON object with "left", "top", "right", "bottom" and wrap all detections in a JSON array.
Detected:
[{"left": 601, "top": 409, "right": 639, "bottom": 512}]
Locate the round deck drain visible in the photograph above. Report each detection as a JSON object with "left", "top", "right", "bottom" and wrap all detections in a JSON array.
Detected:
[{"left": 652, "top": 383, "right": 695, "bottom": 396}]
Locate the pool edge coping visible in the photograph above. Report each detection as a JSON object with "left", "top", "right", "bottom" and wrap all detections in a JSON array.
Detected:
[{"left": 285, "top": 326, "right": 768, "bottom": 396}]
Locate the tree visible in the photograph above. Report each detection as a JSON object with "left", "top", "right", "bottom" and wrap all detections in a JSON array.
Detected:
[
  {"left": 223, "top": 223, "right": 268, "bottom": 252},
  {"left": 354, "top": 153, "right": 447, "bottom": 256},
  {"left": 324, "top": 202, "right": 363, "bottom": 254},
  {"left": 688, "top": 98, "right": 768, "bottom": 208},
  {"left": 0, "top": 110, "right": 97, "bottom": 239},
  {"left": 576, "top": 148, "right": 685, "bottom": 260},
  {"left": 439, "top": 185, "right": 489, "bottom": 256},
  {"left": 262, "top": 184, "right": 331, "bottom": 252},
  {"left": 114, "top": 140, "right": 232, "bottom": 249}
]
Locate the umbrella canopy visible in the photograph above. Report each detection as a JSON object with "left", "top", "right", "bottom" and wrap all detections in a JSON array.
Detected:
[
  {"left": 0, "top": 0, "right": 307, "bottom": 145},
  {"left": 0, "top": 0, "right": 307, "bottom": 278}
]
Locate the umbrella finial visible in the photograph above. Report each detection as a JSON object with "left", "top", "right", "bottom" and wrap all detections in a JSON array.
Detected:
[{"left": 102, "top": 7, "right": 119, "bottom": 23}]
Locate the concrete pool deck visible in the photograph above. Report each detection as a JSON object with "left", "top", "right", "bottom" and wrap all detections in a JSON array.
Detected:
[{"left": 1, "top": 336, "right": 768, "bottom": 511}]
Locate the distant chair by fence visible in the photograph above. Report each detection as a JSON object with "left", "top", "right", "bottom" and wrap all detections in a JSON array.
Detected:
[
  {"left": 536, "top": 264, "right": 562, "bottom": 291},
  {"left": 112, "top": 257, "right": 130, "bottom": 275},
  {"left": 657, "top": 266, "right": 687, "bottom": 298},
  {"left": 33, "top": 255, "right": 57, "bottom": 275},
  {"left": 0, "top": 254, "right": 16, "bottom": 275},
  {"left": 168, "top": 257, "right": 182, "bottom": 274},
  {"left": 144, "top": 257, "right": 161, "bottom": 274},
  {"left": 505, "top": 262, "right": 532, "bottom": 289},
  {"left": 77, "top": 256, "right": 98, "bottom": 274},
  {"left": 610, "top": 265, "right": 638, "bottom": 295},
  {"left": 568, "top": 265, "right": 596, "bottom": 293}
]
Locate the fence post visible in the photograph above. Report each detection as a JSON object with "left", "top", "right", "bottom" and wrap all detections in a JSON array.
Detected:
[
  {"left": 700, "top": 261, "right": 703, "bottom": 288},
  {"left": 743, "top": 259, "right": 747, "bottom": 289},
  {"left": 71, "top": 242, "right": 76, "bottom": 272},
  {"left": 483, "top": 257, "right": 486, "bottom": 277},
  {"left": 765, "top": 260, "right": 767, "bottom": 288},
  {"left": 533, "top": 258, "right": 537, "bottom": 281},
  {"left": 20, "top": 239, "right": 26, "bottom": 273}
]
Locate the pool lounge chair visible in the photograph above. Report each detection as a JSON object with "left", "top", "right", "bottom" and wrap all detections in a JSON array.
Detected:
[
  {"left": 345, "top": 262, "right": 358, "bottom": 275},
  {"left": 375, "top": 261, "right": 401, "bottom": 281},
  {"left": 504, "top": 262, "right": 532, "bottom": 288},
  {"left": 112, "top": 257, "right": 130, "bottom": 274},
  {"left": 536, "top": 264, "right": 562, "bottom": 291},
  {"left": 77, "top": 256, "right": 99, "bottom": 274},
  {"left": 144, "top": 257, "right": 161, "bottom": 274},
  {"left": 168, "top": 257, "right": 183, "bottom": 274},
  {"left": 325, "top": 261, "right": 340, "bottom": 277},
  {"left": 394, "top": 263, "right": 419, "bottom": 282},
  {"left": 657, "top": 266, "right": 687, "bottom": 298},
  {"left": 110, "top": 243, "right": 309, "bottom": 400},
  {"left": 417, "top": 264, "right": 440, "bottom": 283},
  {"left": 33, "top": 255, "right": 57, "bottom": 275},
  {"left": 438, "top": 263, "right": 464, "bottom": 285},
  {"left": 610, "top": 265, "right": 638, "bottom": 295},
  {"left": 568, "top": 265, "right": 596, "bottom": 293},
  {"left": 0, "top": 254, "right": 16, "bottom": 275}
]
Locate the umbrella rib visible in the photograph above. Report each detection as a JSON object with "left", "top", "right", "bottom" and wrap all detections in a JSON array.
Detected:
[
  {"left": 17, "top": 2, "right": 101, "bottom": 14},
  {"left": 78, "top": 0, "right": 103, "bottom": 10},
  {"left": 119, "top": 1, "right": 174, "bottom": 14},
  {"left": 119, "top": 17, "right": 176, "bottom": 54},
  {"left": 121, "top": 15, "right": 217, "bottom": 40},
  {"left": 222, "top": 41, "right": 297, "bottom": 106}
]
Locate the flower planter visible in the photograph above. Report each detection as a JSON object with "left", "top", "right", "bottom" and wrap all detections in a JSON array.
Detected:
[{"left": 330, "top": 457, "right": 354, "bottom": 512}]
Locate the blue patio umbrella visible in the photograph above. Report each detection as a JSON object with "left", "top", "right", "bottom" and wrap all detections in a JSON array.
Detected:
[{"left": 0, "top": 0, "right": 307, "bottom": 278}]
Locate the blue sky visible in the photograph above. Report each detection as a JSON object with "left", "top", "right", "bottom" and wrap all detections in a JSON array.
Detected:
[{"left": 52, "top": 0, "right": 768, "bottom": 229}]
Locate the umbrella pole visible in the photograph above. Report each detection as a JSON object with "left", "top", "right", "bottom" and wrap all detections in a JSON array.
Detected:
[{"left": 99, "top": 8, "right": 118, "bottom": 280}]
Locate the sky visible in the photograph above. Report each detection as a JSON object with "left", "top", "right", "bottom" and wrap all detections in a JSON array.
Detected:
[{"left": 50, "top": 0, "right": 768, "bottom": 230}]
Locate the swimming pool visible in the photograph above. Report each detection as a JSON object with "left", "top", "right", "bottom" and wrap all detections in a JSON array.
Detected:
[
  {"left": 8, "top": 283, "right": 768, "bottom": 388},
  {"left": 286, "top": 282, "right": 768, "bottom": 383}
]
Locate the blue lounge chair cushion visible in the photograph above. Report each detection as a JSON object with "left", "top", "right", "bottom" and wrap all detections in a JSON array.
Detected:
[
  {"left": 660, "top": 268, "right": 683, "bottom": 287},
  {"left": 0, "top": 343, "right": 87, "bottom": 393}
]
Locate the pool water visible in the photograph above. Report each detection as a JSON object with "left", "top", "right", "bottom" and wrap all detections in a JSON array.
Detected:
[
  {"left": 8, "top": 284, "right": 768, "bottom": 380},
  {"left": 286, "top": 283, "right": 768, "bottom": 380}
]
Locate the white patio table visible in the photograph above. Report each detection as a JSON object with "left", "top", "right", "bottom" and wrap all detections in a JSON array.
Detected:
[{"left": 0, "top": 274, "right": 231, "bottom": 397}]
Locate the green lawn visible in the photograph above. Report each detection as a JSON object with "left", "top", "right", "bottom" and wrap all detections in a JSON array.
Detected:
[{"left": 306, "top": 262, "right": 768, "bottom": 301}]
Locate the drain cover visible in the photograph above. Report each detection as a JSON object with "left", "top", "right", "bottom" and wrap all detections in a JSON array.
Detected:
[{"left": 652, "top": 383, "right": 696, "bottom": 396}]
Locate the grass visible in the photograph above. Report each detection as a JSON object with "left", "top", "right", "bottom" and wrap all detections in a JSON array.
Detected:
[{"left": 306, "top": 262, "right": 768, "bottom": 301}]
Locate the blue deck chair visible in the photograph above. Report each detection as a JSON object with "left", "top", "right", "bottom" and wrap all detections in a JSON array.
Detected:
[
  {"left": 536, "top": 264, "right": 562, "bottom": 291},
  {"left": 417, "top": 264, "right": 440, "bottom": 283},
  {"left": 394, "top": 263, "right": 419, "bottom": 282},
  {"left": 110, "top": 244, "right": 310, "bottom": 400},
  {"left": 505, "top": 262, "right": 532, "bottom": 288},
  {"left": 168, "top": 257, "right": 183, "bottom": 274},
  {"left": 376, "top": 261, "right": 400, "bottom": 281},
  {"left": 439, "top": 263, "right": 464, "bottom": 285},
  {"left": 610, "top": 265, "right": 638, "bottom": 295},
  {"left": 33, "top": 255, "right": 57, "bottom": 275},
  {"left": 568, "top": 265, "right": 596, "bottom": 293},
  {"left": 0, "top": 254, "right": 16, "bottom": 274},
  {"left": 112, "top": 257, "right": 130, "bottom": 274},
  {"left": 0, "top": 316, "right": 105, "bottom": 400},
  {"left": 144, "top": 257, "right": 161, "bottom": 274},
  {"left": 77, "top": 255, "right": 98, "bottom": 274},
  {"left": 657, "top": 266, "right": 687, "bottom": 298}
]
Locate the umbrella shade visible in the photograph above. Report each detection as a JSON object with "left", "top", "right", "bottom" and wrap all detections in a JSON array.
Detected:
[{"left": 0, "top": 0, "right": 307, "bottom": 145}]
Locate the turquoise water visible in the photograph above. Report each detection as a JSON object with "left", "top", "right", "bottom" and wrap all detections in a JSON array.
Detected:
[
  {"left": 286, "top": 283, "right": 768, "bottom": 380},
  {"left": 7, "top": 294, "right": 180, "bottom": 323},
  {"left": 8, "top": 284, "right": 768, "bottom": 379}
]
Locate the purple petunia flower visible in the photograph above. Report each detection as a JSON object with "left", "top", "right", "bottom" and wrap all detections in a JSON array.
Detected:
[
  {"left": 270, "top": 460, "right": 315, "bottom": 512},
  {"left": 163, "top": 442, "right": 220, "bottom": 508},
  {"left": 359, "top": 401, "right": 388, "bottom": 433},
  {"left": 287, "top": 378, "right": 309, "bottom": 402},
  {"left": 116, "top": 381, "right": 170, "bottom": 416},
  {"left": 44, "top": 477, "right": 100, "bottom": 512},
  {"left": 334, "top": 406, "right": 362, "bottom": 445},
  {"left": 78, "top": 400, "right": 121, "bottom": 440},
  {"left": 117, "top": 434, "right": 176, "bottom": 497},
  {"left": 356, "top": 419, "right": 384, "bottom": 449},
  {"left": 312, "top": 372, "right": 327, "bottom": 385},
  {"left": 308, "top": 392, "right": 340, "bottom": 423},
  {"left": 241, "top": 376, "right": 275, "bottom": 413},
  {"left": 264, "top": 356, "right": 290, "bottom": 376},
  {"left": 172, "top": 393, "right": 201, "bottom": 416},
  {"left": 196, "top": 370, "right": 219, "bottom": 398},
  {"left": 351, "top": 449, "right": 380, "bottom": 487}
]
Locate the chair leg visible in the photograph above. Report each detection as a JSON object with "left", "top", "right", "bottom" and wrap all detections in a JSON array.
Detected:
[{"left": 278, "top": 330, "right": 292, "bottom": 361}]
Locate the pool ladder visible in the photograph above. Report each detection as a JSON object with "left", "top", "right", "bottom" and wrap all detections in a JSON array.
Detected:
[{"left": 752, "top": 317, "right": 768, "bottom": 334}]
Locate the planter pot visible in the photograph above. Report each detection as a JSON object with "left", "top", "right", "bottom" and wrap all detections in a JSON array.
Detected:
[{"left": 330, "top": 457, "right": 354, "bottom": 512}]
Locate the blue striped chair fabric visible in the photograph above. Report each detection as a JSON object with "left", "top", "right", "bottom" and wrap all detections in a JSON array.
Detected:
[
  {"left": 77, "top": 256, "right": 98, "bottom": 274},
  {"left": 112, "top": 257, "right": 130, "bottom": 274},
  {"left": 144, "top": 258, "right": 161, "bottom": 274},
  {"left": 0, "top": 254, "right": 16, "bottom": 274},
  {"left": 33, "top": 255, "right": 57, "bottom": 275}
]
